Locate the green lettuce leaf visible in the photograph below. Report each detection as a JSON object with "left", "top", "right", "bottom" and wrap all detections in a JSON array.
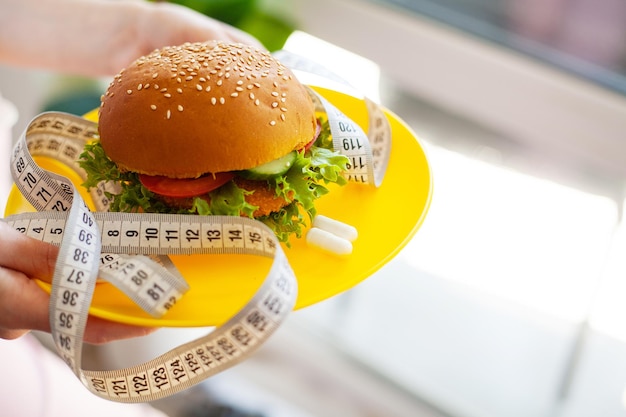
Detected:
[{"left": 78, "top": 122, "right": 348, "bottom": 243}]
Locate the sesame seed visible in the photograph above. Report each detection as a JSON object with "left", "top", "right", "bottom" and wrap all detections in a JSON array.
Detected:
[
  {"left": 164, "top": 93, "right": 172, "bottom": 98},
  {"left": 254, "top": 99, "right": 260, "bottom": 106},
  {"left": 137, "top": 83, "right": 143, "bottom": 90},
  {"left": 280, "top": 107, "right": 287, "bottom": 112},
  {"left": 186, "top": 76, "right": 193, "bottom": 81},
  {"left": 166, "top": 110, "right": 171, "bottom": 119},
  {"left": 249, "top": 93, "right": 255, "bottom": 99},
  {"left": 152, "top": 73, "right": 158, "bottom": 79},
  {"left": 216, "top": 79, "right": 223, "bottom": 86},
  {"left": 196, "top": 84, "right": 203, "bottom": 91},
  {"left": 273, "top": 81, "right": 278, "bottom": 87},
  {"left": 231, "top": 92, "right": 238, "bottom": 97},
  {"left": 235, "top": 86, "right": 244, "bottom": 92},
  {"left": 219, "top": 97, "right": 225, "bottom": 104},
  {"left": 144, "top": 83, "right": 150, "bottom": 89},
  {"left": 272, "top": 102, "right": 278, "bottom": 108},
  {"left": 236, "top": 80, "right": 243, "bottom": 85},
  {"left": 160, "top": 88, "right": 167, "bottom": 92},
  {"left": 211, "top": 97, "right": 217, "bottom": 105},
  {"left": 177, "top": 105, "right": 183, "bottom": 111},
  {"left": 271, "top": 92, "right": 279, "bottom": 97},
  {"left": 280, "top": 114, "right": 286, "bottom": 121},
  {"left": 269, "top": 120, "right": 276, "bottom": 126},
  {"left": 150, "top": 105, "right": 157, "bottom": 110},
  {"left": 205, "top": 86, "right": 211, "bottom": 92},
  {"left": 177, "top": 88, "right": 183, "bottom": 94}
]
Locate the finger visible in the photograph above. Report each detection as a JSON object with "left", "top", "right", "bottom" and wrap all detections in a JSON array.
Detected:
[
  {"left": 0, "top": 263, "right": 156, "bottom": 344},
  {"left": 0, "top": 223, "right": 158, "bottom": 345},
  {"left": 0, "top": 221, "right": 58, "bottom": 282},
  {"left": 83, "top": 316, "right": 157, "bottom": 345},
  {"left": 148, "top": 2, "right": 266, "bottom": 50},
  {"left": 0, "top": 265, "right": 52, "bottom": 338}
]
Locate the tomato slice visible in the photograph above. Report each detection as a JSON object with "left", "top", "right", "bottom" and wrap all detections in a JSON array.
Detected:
[{"left": 138, "top": 172, "right": 235, "bottom": 198}]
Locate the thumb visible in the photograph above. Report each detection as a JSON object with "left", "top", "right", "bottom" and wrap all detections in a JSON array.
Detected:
[{"left": 0, "top": 220, "right": 58, "bottom": 283}]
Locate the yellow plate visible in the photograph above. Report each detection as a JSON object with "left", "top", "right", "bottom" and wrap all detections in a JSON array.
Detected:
[{"left": 4, "top": 87, "right": 432, "bottom": 327}]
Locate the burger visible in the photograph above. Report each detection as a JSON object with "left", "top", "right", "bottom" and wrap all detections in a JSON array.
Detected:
[{"left": 79, "top": 41, "right": 348, "bottom": 243}]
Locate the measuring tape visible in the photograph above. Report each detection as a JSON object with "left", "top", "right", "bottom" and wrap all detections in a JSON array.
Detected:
[
  {"left": 3, "top": 52, "right": 392, "bottom": 403},
  {"left": 275, "top": 49, "right": 391, "bottom": 187},
  {"left": 6, "top": 113, "right": 297, "bottom": 402},
  {"left": 309, "top": 91, "right": 389, "bottom": 186}
]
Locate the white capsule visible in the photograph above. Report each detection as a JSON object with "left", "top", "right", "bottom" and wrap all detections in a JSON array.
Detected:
[
  {"left": 312, "top": 215, "right": 358, "bottom": 242},
  {"left": 306, "top": 227, "right": 353, "bottom": 256}
]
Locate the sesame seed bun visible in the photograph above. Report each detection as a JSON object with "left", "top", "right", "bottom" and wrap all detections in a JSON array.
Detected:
[{"left": 98, "top": 41, "right": 317, "bottom": 178}]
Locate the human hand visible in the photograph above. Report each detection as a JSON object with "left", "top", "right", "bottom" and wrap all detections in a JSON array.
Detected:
[
  {"left": 0, "top": 220, "right": 156, "bottom": 344},
  {"left": 0, "top": 0, "right": 265, "bottom": 77},
  {"left": 98, "top": 0, "right": 267, "bottom": 76}
]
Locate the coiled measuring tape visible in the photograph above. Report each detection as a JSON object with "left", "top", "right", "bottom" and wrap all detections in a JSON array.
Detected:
[
  {"left": 3, "top": 52, "right": 391, "bottom": 403},
  {"left": 6, "top": 112, "right": 296, "bottom": 402}
]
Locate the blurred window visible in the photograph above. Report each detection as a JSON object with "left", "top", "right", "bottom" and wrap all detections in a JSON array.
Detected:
[{"left": 377, "top": 0, "right": 626, "bottom": 95}]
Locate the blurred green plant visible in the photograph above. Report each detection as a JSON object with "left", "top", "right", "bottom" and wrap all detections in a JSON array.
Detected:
[{"left": 162, "top": 0, "right": 295, "bottom": 51}]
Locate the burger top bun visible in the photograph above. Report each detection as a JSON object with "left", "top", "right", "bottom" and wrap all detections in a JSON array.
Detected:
[{"left": 98, "top": 41, "right": 317, "bottom": 178}]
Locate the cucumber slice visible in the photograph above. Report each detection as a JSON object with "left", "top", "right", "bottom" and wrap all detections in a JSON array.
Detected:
[{"left": 239, "top": 151, "right": 297, "bottom": 180}]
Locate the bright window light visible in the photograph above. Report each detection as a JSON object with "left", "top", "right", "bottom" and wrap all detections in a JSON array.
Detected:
[
  {"left": 590, "top": 200, "right": 626, "bottom": 343},
  {"left": 402, "top": 143, "right": 617, "bottom": 323},
  {"left": 282, "top": 31, "right": 382, "bottom": 102}
]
